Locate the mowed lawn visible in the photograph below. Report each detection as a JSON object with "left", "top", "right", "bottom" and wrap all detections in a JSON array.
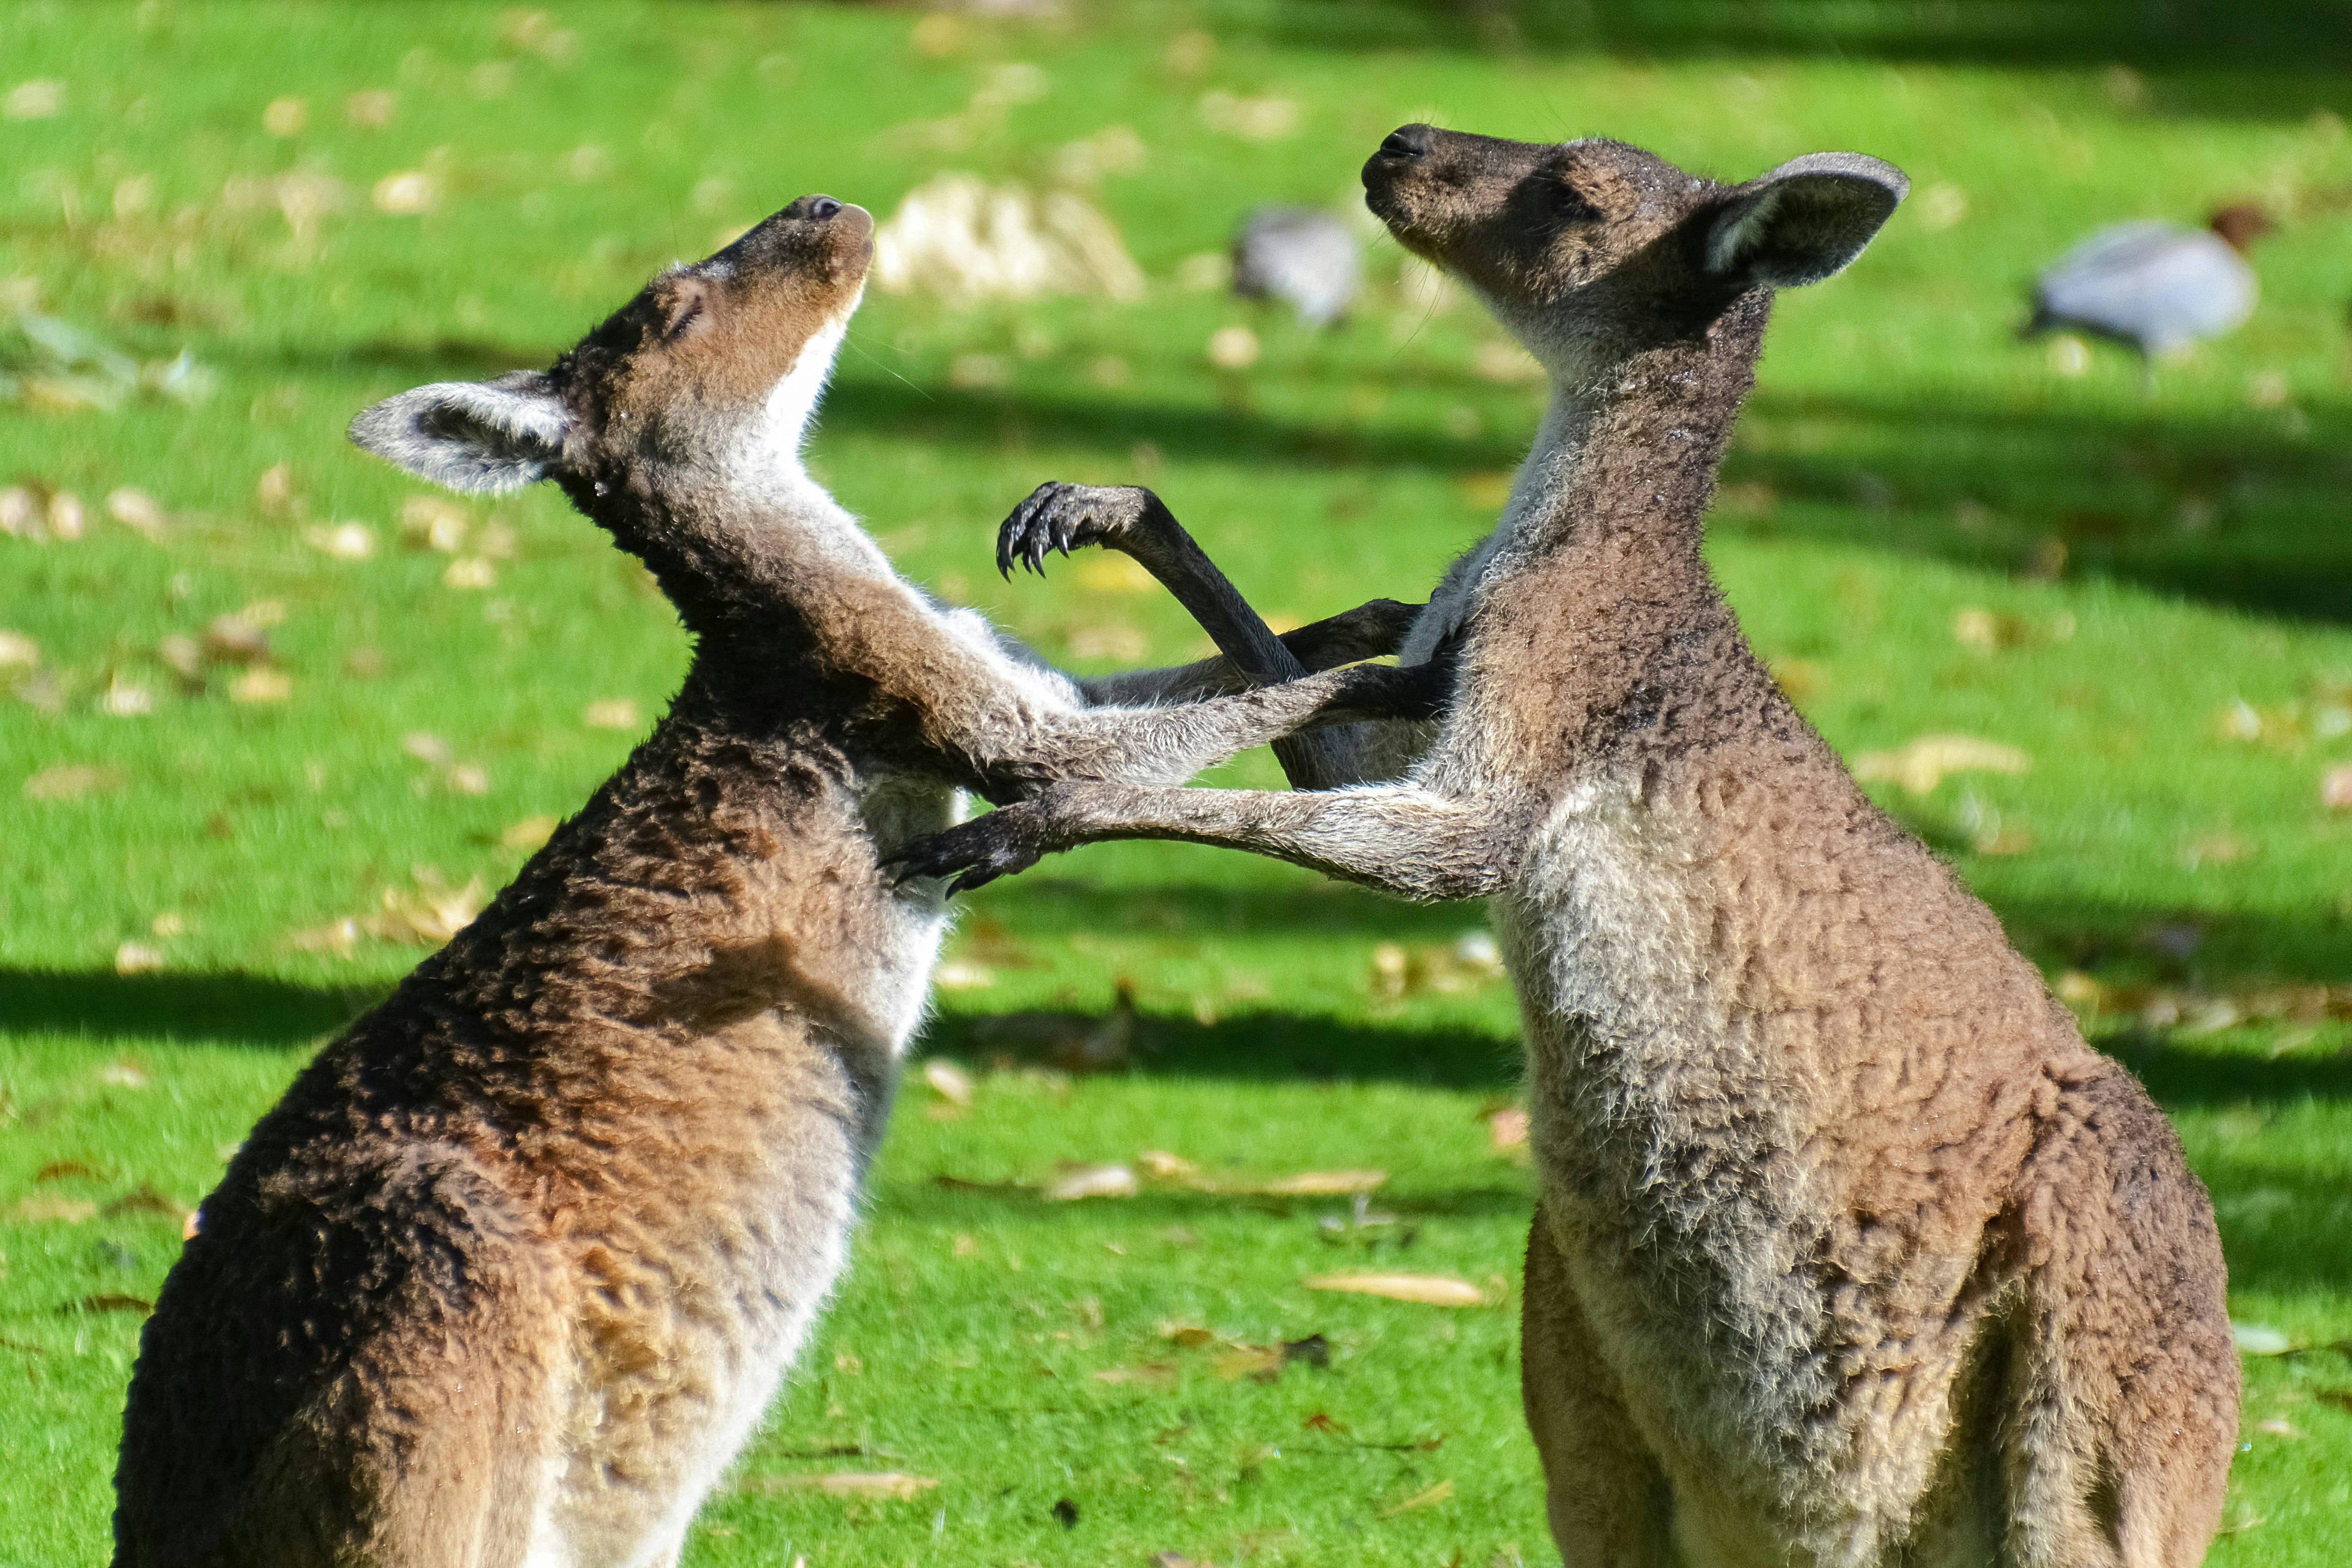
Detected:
[{"left": 4, "top": 3, "right": 2351, "bottom": 1563}]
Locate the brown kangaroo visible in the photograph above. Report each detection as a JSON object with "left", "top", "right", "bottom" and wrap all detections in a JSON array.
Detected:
[
  {"left": 903, "top": 130, "right": 2239, "bottom": 1567},
  {"left": 111, "top": 194, "right": 1436, "bottom": 1568}
]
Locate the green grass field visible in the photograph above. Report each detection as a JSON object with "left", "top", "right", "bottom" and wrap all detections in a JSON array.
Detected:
[{"left": 5, "top": 3, "right": 2350, "bottom": 1562}]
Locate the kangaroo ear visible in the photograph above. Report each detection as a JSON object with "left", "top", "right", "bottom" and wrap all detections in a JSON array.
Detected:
[
  {"left": 1703, "top": 152, "right": 1908, "bottom": 289},
  {"left": 348, "top": 371, "right": 570, "bottom": 493}
]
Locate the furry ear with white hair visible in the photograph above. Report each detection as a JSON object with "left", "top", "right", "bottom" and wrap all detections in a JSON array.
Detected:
[
  {"left": 348, "top": 371, "right": 571, "bottom": 493},
  {"left": 1703, "top": 152, "right": 1909, "bottom": 290}
]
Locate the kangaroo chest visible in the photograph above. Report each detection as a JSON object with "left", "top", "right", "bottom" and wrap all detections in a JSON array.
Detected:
[{"left": 1499, "top": 783, "right": 1852, "bottom": 1492}]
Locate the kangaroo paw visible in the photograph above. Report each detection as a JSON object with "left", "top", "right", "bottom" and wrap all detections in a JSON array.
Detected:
[
  {"left": 996, "top": 482, "right": 1159, "bottom": 579},
  {"left": 891, "top": 808, "right": 1052, "bottom": 894}
]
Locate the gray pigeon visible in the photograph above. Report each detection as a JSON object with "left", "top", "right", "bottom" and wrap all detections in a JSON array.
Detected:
[
  {"left": 2027, "top": 205, "right": 2270, "bottom": 358},
  {"left": 1231, "top": 205, "right": 1361, "bottom": 328}
]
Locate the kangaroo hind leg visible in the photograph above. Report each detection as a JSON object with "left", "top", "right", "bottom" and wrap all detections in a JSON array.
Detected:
[
  {"left": 1522, "top": 1210, "right": 1677, "bottom": 1568},
  {"left": 2001, "top": 1070, "right": 2238, "bottom": 1568},
  {"left": 229, "top": 1148, "right": 568, "bottom": 1568}
]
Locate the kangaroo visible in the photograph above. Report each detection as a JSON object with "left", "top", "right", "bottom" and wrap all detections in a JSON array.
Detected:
[
  {"left": 111, "top": 194, "right": 1437, "bottom": 1568},
  {"left": 901, "top": 129, "right": 2239, "bottom": 1568}
]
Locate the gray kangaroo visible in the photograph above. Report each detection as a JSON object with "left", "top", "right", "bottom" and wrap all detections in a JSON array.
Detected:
[
  {"left": 111, "top": 195, "right": 1435, "bottom": 1568},
  {"left": 903, "top": 130, "right": 2239, "bottom": 1567}
]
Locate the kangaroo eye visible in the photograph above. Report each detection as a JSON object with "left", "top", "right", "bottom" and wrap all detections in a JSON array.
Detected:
[
  {"left": 1549, "top": 183, "right": 1599, "bottom": 222},
  {"left": 663, "top": 299, "right": 702, "bottom": 340}
]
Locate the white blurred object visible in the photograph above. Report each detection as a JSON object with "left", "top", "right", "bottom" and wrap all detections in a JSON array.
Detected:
[
  {"left": 873, "top": 174, "right": 1144, "bottom": 302},
  {"left": 1230, "top": 204, "right": 1360, "bottom": 327},
  {"left": 2027, "top": 205, "right": 2269, "bottom": 359}
]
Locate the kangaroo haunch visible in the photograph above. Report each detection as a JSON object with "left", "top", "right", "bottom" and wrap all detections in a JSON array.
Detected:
[
  {"left": 906, "top": 130, "right": 2239, "bottom": 1568},
  {"left": 111, "top": 194, "right": 1438, "bottom": 1568}
]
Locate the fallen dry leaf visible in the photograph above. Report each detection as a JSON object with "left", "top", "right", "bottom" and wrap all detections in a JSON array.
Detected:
[
  {"left": 286, "top": 917, "right": 360, "bottom": 958},
  {"left": 23, "top": 763, "right": 126, "bottom": 801},
  {"left": 5, "top": 80, "right": 66, "bottom": 120},
  {"left": 2323, "top": 764, "right": 2352, "bottom": 813},
  {"left": 399, "top": 494, "right": 469, "bottom": 551},
  {"left": 1253, "top": 1170, "right": 1387, "bottom": 1197},
  {"left": 443, "top": 556, "right": 496, "bottom": 589},
  {"left": 103, "top": 1185, "right": 187, "bottom": 1220},
  {"left": 933, "top": 959, "right": 994, "bottom": 991},
  {"left": 1094, "top": 1363, "right": 1178, "bottom": 1387},
  {"left": 71, "top": 1293, "right": 156, "bottom": 1316},
  {"left": 0, "top": 628, "right": 37, "bottom": 669},
  {"left": 1160, "top": 1323, "right": 1215, "bottom": 1348},
  {"left": 1045, "top": 1163, "right": 1138, "bottom": 1202},
  {"left": 228, "top": 667, "right": 293, "bottom": 704},
  {"left": 203, "top": 613, "right": 271, "bottom": 664},
  {"left": 1214, "top": 1345, "right": 1284, "bottom": 1382},
  {"left": 1483, "top": 1106, "right": 1530, "bottom": 1150},
  {"left": 582, "top": 697, "right": 640, "bottom": 730},
  {"left": 738, "top": 1472, "right": 937, "bottom": 1500},
  {"left": 1379, "top": 1478, "right": 1454, "bottom": 1517},
  {"left": 302, "top": 521, "right": 375, "bottom": 560},
  {"left": 372, "top": 171, "right": 436, "bottom": 215},
  {"left": 10, "top": 1196, "right": 97, "bottom": 1223},
  {"left": 378, "top": 871, "right": 486, "bottom": 945},
  {"left": 499, "top": 815, "right": 556, "bottom": 851},
  {"left": 97, "top": 675, "right": 153, "bottom": 715},
  {"left": 114, "top": 941, "right": 165, "bottom": 976},
  {"left": 1305, "top": 1272, "right": 1488, "bottom": 1308},
  {"left": 1206, "top": 324, "right": 1259, "bottom": 371},
  {"left": 104, "top": 487, "right": 168, "bottom": 539},
  {"left": 922, "top": 1058, "right": 975, "bottom": 1106},
  {"left": 1853, "top": 734, "right": 2030, "bottom": 795},
  {"left": 346, "top": 88, "right": 397, "bottom": 128},
  {"left": 1137, "top": 1150, "right": 1197, "bottom": 1179},
  {"left": 401, "top": 731, "right": 453, "bottom": 766}
]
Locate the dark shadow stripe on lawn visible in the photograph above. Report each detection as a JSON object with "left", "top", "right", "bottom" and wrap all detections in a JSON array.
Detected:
[
  {"left": 916, "top": 1009, "right": 1523, "bottom": 1090},
  {"left": 965, "top": 875, "right": 1494, "bottom": 941},
  {"left": 876, "top": 1186, "right": 1536, "bottom": 1224},
  {"left": 1235, "top": 0, "right": 2352, "bottom": 74},
  {"left": 0, "top": 969, "right": 385, "bottom": 1048}
]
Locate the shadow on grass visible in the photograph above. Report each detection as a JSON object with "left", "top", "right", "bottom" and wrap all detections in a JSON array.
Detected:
[
  {"left": 882, "top": 1184, "right": 1536, "bottom": 1224},
  {"left": 820, "top": 373, "right": 2352, "bottom": 625},
  {"left": 0, "top": 969, "right": 382, "bottom": 1049},
  {"left": 277, "top": 322, "right": 2352, "bottom": 626},
  {"left": 1718, "top": 385, "right": 2352, "bottom": 626},
  {"left": 1244, "top": 0, "right": 2352, "bottom": 78}
]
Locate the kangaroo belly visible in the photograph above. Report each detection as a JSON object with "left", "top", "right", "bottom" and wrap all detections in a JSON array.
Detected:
[
  {"left": 1503, "top": 794, "right": 2013, "bottom": 1558},
  {"left": 543, "top": 1010, "right": 877, "bottom": 1566}
]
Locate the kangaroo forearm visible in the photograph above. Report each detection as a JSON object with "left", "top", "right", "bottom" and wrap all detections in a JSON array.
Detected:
[
  {"left": 1076, "top": 599, "right": 1426, "bottom": 706},
  {"left": 965, "top": 662, "right": 1444, "bottom": 803},
  {"left": 1098, "top": 498, "right": 1387, "bottom": 792},
  {"left": 1023, "top": 781, "right": 1518, "bottom": 901}
]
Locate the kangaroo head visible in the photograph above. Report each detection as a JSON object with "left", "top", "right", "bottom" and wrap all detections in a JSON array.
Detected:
[
  {"left": 1363, "top": 127, "right": 1904, "bottom": 378},
  {"left": 350, "top": 193, "right": 873, "bottom": 495}
]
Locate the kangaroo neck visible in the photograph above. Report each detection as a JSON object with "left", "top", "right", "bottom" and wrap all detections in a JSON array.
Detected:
[
  {"left": 1509, "top": 297, "right": 1768, "bottom": 576},
  {"left": 562, "top": 462, "right": 899, "bottom": 650}
]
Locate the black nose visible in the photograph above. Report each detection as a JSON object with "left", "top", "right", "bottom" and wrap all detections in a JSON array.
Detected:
[
  {"left": 1377, "top": 125, "right": 1432, "bottom": 161},
  {"left": 808, "top": 196, "right": 842, "bottom": 220}
]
